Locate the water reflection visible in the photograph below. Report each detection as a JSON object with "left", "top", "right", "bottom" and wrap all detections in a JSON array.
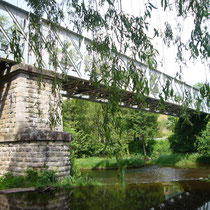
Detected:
[
  {"left": 0, "top": 181, "right": 210, "bottom": 210},
  {"left": 0, "top": 166, "right": 210, "bottom": 209}
]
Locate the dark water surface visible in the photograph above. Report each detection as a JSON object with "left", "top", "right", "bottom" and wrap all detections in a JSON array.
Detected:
[{"left": 0, "top": 166, "right": 210, "bottom": 210}]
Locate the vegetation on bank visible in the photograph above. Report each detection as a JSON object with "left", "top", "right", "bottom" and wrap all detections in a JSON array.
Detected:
[
  {"left": 76, "top": 154, "right": 210, "bottom": 170},
  {"left": 1, "top": 100, "right": 209, "bottom": 190},
  {"left": 77, "top": 156, "right": 144, "bottom": 170},
  {"left": 63, "top": 99, "right": 209, "bottom": 160},
  {"left": 0, "top": 168, "right": 102, "bottom": 191},
  {"left": 76, "top": 140, "right": 210, "bottom": 170},
  {"left": 1, "top": 139, "right": 209, "bottom": 191}
]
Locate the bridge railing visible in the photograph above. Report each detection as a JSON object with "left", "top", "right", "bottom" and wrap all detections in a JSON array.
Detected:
[{"left": 0, "top": 0, "right": 209, "bottom": 114}]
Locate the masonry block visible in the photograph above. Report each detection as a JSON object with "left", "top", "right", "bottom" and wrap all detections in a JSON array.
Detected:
[{"left": 0, "top": 63, "right": 71, "bottom": 178}]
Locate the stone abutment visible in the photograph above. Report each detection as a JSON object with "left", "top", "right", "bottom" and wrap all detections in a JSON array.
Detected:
[{"left": 0, "top": 63, "right": 71, "bottom": 177}]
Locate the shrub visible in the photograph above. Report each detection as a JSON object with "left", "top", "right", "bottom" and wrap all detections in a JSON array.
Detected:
[
  {"left": 25, "top": 168, "right": 58, "bottom": 188},
  {"left": 0, "top": 173, "right": 25, "bottom": 190},
  {"left": 196, "top": 121, "right": 210, "bottom": 155},
  {"left": 168, "top": 114, "right": 208, "bottom": 153}
]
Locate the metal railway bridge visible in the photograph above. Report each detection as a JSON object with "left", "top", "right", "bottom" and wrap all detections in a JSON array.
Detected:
[{"left": 0, "top": 0, "right": 209, "bottom": 117}]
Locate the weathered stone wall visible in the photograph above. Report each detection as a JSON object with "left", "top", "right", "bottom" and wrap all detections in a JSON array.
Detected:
[
  {"left": 0, "top": 64, "right": 71, "bottom": 177},
  {"left": 0, "top": 139, "right": 70, "bottom": 177},
  {"left": 0, "top": 64, "right": 63, "bottom": 141}
]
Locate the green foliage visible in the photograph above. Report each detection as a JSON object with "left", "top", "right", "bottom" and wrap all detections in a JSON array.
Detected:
[
  {"left": 129, "top": 139, "right": 155, "bottom": 156},
  {"left": 24, "top": 168, "right": 58, "bottom": 188},
  {"left": 168, "top": 114, "right": 209, "bottom": 153},
  {"left": 69, "top": 151, "right": 81, "bottom": 177},
  {"left": 124, "top": 109, "right": 158, "bottom": 156},
  {"left": 56, "top": 175, "right": 102, "bottom": 189},
  {"left": 166, "top": 116, "right": 178, "bottom": 131},
  {"left": 152, "top": 140, "right": 171, "bottom": 157},
  {"left": 63, "top": 99, "right": 158, "bottom": 158},
  {"left": 0, "top": 173, "right": 25, "bottom": 190},
  {"left": 63, "top": 99, "right": 104, "bottom": 158},
  {"left": 196, "top": 120, "right": 210, "bottom": 155},
  {"left": 0, "top": 169, "right": 58, "bottom": 190},
  {"left": 0, "top": 168, "right": 102, "bottom": 190}
]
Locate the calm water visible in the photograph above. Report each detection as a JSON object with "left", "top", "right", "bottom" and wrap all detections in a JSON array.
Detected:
[{"left": 0, "top": 166, "right": 210, "bottom": 210}]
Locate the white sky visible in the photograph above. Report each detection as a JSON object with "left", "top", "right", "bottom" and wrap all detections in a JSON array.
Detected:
[{"left": 6, "top": 0, "right": 210, "bottom": 86}]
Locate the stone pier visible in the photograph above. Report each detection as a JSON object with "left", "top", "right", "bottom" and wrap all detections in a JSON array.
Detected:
[{"left": 0, "top": 63, "right": 71, "bottom": 177}]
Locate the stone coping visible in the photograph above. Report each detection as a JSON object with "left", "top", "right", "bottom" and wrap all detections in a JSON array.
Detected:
[
  {"left": 0, "top": 129, "right": 71, "bottom": 142},
  {"left": 0, "top": 63, "right": 62, "bottom": 82}
]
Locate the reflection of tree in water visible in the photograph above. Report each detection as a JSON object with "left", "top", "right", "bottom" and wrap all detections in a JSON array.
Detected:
[
  {"left": 69, "top": 184, "right": 165, "bottom": 210},
  {"left": 153, "top": 181, "right": 210, "bottom": 210}
]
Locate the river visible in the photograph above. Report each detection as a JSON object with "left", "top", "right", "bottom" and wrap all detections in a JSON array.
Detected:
[{"left": 0, "top": 166, "right": 210, "bottom": 209}]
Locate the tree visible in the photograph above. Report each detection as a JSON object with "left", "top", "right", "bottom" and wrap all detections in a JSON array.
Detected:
[
  {"left": 62, "top": 99, "right": 104, "bottom": 157},
  {"left": 196, "top": 120, "right": 210, "bottom": 155},
  {"left": 123, "top": 109, "right": 158, "bottom": 156},
  {"left": 168, "top": 114, "right": 209, "bottom": 153},
  {"left": 62, "top": 99, "right": 158, "bottom": 157},
  {"left": 4, "top": 0, "right": 209, "bottom": 156}
]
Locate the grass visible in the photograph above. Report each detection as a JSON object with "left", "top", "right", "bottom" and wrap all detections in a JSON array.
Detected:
[
  {"left": 148, "top": 153, "right": 210, "bottom": 168},
  {"left": 148, "top": 140, "right": 210, "bottom": 168},
  {"left": 76, "top": 156, "right": 144, "bottom": 170},
  {"left": 54, "top": 175, "right": 102, "bottom": 189}
]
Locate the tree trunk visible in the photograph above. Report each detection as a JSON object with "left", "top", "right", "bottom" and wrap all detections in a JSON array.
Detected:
[{"left": 141, "top": 135, "right": 147, "bottom": 157}]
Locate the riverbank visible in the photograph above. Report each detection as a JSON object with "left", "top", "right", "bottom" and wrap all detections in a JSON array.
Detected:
[
  {"left": 76, "top": 140, "right": 210, "bottom": 170},
  {"left": 76, "top": 153, "right": 210, "bottom": 170},
  {"left": 1, "top": 154, "right": 209, "bottom": 191},
  {"left": 0, "top": 169, "right": 102, "bottom": 191}
]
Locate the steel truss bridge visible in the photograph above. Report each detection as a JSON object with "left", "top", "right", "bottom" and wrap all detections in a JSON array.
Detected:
[{"left": 0, "top": 0, "right": 209, "bottom": 116}]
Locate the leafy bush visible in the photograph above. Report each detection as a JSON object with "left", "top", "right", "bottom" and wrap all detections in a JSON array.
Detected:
[
  {"left": 25, "top": 168, "right": 58, "bottom": 188},
  {"left": 0, "top": 173, "right": 25, "bottom": 190},
  {"left": 168, "top": 114, "right": 208, "bottom": 153},
  {"left": 152, "top": 140, "right": 171, "bottom": 156},
  {"left": 196, "top": 121, "right": 210, "bottom": 155}
]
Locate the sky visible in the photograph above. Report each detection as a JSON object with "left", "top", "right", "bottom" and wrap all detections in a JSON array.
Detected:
[{"left": 5, "top": 0, "right": 210, "bottom": 86}]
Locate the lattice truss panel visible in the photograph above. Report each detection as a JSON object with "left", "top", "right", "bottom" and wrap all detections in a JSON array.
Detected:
[{"left": 0, "top": 0, "right": 209, "bottom": 115}]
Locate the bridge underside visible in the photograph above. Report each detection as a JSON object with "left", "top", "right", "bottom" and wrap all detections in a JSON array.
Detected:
[
  {"left": 1, "top": 59, "right": 197, "bottom": 117},
  {"left": 63, "top": 77, "right": 191, "bottom": 117},
  {"left": 62, "top": 76, "right": 199, "bottom": 118}
]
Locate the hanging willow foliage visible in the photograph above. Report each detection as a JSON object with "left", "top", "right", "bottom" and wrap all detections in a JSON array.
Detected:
[{"left": 9, "top": 0, "right": 209, "bottom": 156}]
